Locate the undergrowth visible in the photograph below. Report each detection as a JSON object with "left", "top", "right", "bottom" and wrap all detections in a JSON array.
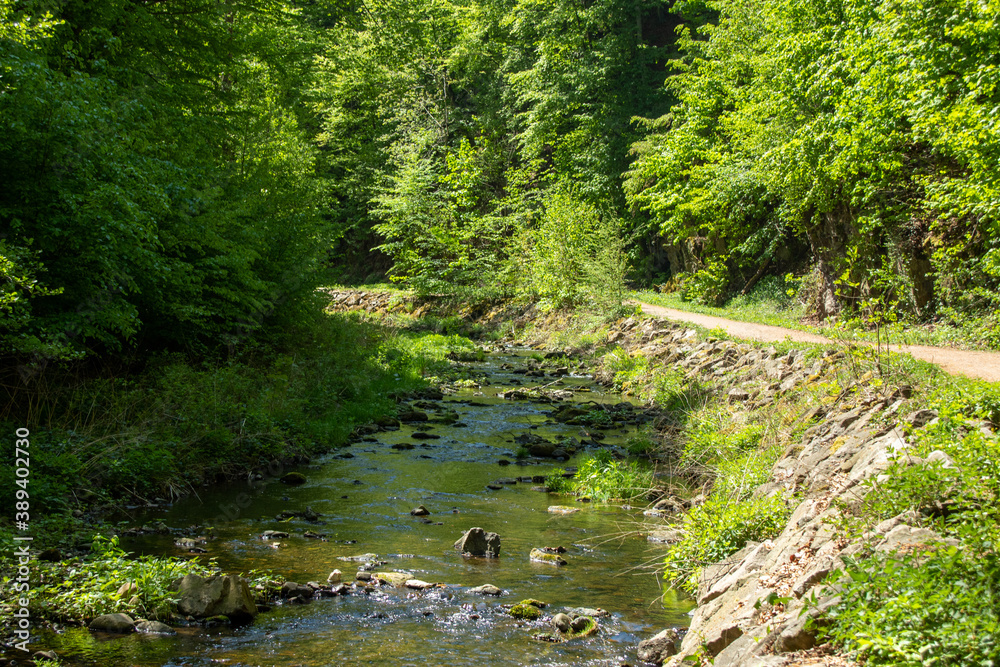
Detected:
[
  {"left": 573, "top": 450, "right": 655, "bottom": 502},
  {"left": 18, "top": 536, "right": 216, "bottom": 624},
  {"left": 663, "top": 494, "right": 790, "bottom": 594},
  {"left": 546, "top": 450, "right": 655, "bottom": 502},
  {"left": 817, "top": 376, "right": 1000, "bottom": 665}
]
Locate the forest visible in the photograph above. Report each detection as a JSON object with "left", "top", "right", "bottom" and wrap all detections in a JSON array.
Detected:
[
  {"left": 3, "top": 0, "right": 998, "bottom": 367},
  {"left": 2, "top": 0, "right": 1000, "bottom": 664}
]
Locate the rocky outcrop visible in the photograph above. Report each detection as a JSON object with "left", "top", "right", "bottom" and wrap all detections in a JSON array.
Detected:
[
  {"left": 597, "top": 316, "right": 972, "bottom": 666},
  {"left": 659, "top": 399, "right": 959, "bottom": 666},
  {"left": 171, "top": 574, "right": 258, "bottom": 622}
]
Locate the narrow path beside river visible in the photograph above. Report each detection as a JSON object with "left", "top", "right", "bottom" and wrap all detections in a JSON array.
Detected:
[{"left": 633, "top": 301, "right": 1000, "bottom": 383}]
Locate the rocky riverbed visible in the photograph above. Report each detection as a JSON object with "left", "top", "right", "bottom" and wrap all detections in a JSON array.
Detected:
[{"left": 28, "top": 346, "right": 693, "bottom": 666}]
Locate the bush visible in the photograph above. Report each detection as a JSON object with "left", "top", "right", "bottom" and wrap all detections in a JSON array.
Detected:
[
  {"left": 522, "top": 185, "right": 627, "bottom": 311},
  {"left": 664, "top": 494, "right": 790, "bottom": 594},
  {"left": 678, "top": 256, "right": 729, "bottom": 306}
]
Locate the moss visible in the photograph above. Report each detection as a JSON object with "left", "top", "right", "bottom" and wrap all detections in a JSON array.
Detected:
[
  {"left": 564, "top": 616, "right": 598, "bottom": 638},
  {"left": 529, "top": 548, "right": 568, "bottom": 565},
  {"left": 509, "top": 603, "right": 542, "bottom": 620},
  {"left": 280, "top": 472, "right": 307, "bottom": 485}
]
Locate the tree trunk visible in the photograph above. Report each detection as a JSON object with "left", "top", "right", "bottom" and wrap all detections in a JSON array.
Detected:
[{"left": 803, "top": 206, "right": 853, "bottom": 321}]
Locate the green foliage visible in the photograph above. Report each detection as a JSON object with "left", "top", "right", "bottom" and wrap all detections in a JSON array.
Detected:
[
  {"left": 545, "top": 468, "right": 574, "bottom": 493},
  {"left": 512, "top": 185, "right": 630, "bottom": 310},
  {"left": 683, "top": 420, "right": 764, "bottom": 467},
  {"left": 21, "top": 535, "right": 215, "bottom": 623},
  {"left": 0, "top": 314, "right": 460, "bottom": 519},
  {"left": 678, "top": 256, "right": 730, "bottom": 306},
  {"left": 855, "top": 402, "right": 1000, "bottom": 547},
  {"left": 626, "top": 431, "right": 657, "bottom": 456},
  {"left": 820, "top": 547, "right": 1000, "bottom": 667},
  {"left": 603, "top": 347, "right": 694, "bottom": 411},
  {"left": 572, "top": 450, "right": 655, "bottom": 502},
  {"left": 625, "top": 0, "right": 1000, "bottom": 322},
  {"left": 313, "top": 0, "right": 694, "bottom": 301},
  {"left": 0, "top": 0, "right": 326, "bottom": 359},
  {"left": 663, "top": 494, "right": 790, "bottom": 593}
]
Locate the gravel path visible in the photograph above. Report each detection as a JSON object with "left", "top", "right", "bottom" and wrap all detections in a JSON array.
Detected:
[{"left": 634, "top": 301, "right": 1000, "bottom": 383}]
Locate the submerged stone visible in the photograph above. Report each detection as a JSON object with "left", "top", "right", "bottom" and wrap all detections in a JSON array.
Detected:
[
  {"left": 280, "top": 472, "right": 307, "bottom": 485},
  {"left": 530, "top": 548, "right": 567, "bottom": 566}
]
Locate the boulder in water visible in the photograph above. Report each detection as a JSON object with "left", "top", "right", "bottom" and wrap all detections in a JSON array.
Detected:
[
  {"left": 468, "top": 584, "right": 503, "bottom": 596},
  {"left": 135, "top": 620, "right": 175, "bottom": 635},
  {"left": 637, "top": 628, "right": 680, "bottom": 665},
  {"left": 530, "top": 548, "right": 567, "bottom": 566},
  {"left": 171, "top": 574, "right": 258, "bottom": 622},
  {"left": 552, "top": 613, "right": 573, "bottom": 633},
  {"left": 280, "top": 582, "right": 314, "bottom": 601},
  {"left": 454, "top": 527, "right": 501, "bottom": 557},
  {"left": 89, "top": 613, "right": 136, "bottom": 634},
  {"left": 280, "top": 472, "right": 307, "bottom": 485}
]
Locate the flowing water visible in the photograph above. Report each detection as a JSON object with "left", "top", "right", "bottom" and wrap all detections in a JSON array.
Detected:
[{"left": 42, "top": 350, "right": 693, "bottom": 666}]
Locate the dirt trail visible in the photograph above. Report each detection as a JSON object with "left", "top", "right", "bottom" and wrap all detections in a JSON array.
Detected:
[{"left": 634, "top": 301, "right": 1000, "bottom": 383}]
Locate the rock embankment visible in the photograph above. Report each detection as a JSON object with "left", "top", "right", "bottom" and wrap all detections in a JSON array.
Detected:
[
  {"left": 598, "top": 316, "right": 973, "bottom": 667},
  {"left": 325, "top": 289, "right": 412, "bottom": 314}
]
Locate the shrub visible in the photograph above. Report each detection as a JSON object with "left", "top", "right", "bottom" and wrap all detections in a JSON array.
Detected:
[
  {"left": 679, "top": 256, "right": 729, "bottom": 306},
  {"left": 664, "top": 494, "right": 790, "bottom": 594}
]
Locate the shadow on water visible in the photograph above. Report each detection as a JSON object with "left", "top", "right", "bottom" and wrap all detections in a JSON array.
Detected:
[{"left": 42, "top": 350, "right": 694, "bottom": 666}]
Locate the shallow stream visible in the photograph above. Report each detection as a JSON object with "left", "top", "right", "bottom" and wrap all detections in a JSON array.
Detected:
[{"left": 42, "top": 350, "right": 693, "bottom": 666}]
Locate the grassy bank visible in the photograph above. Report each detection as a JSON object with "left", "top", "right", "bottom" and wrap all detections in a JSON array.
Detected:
[{"left": 0, "top": 308, "right": 486, "bottom": 552}]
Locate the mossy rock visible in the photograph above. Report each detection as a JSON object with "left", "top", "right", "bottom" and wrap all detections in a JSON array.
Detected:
[
  {"left": 509, "top": 603, "right": 542, "bottom": 620},
  {"left": 564, "top": 615, "right": 598, "bottom": 638},
  {"left": 529, "top": 548, "right": 567, "bottom": 566},
  {"left": 280, "top": 472, "right": 307, "bottom": 485},
  {"left": 373, "top": 572, "right": 409, "bottom": 586}
]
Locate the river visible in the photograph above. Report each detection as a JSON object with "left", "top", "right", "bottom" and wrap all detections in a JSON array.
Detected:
[{"left": 40, "top": 349, "right": 692, "bottom": 666}]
